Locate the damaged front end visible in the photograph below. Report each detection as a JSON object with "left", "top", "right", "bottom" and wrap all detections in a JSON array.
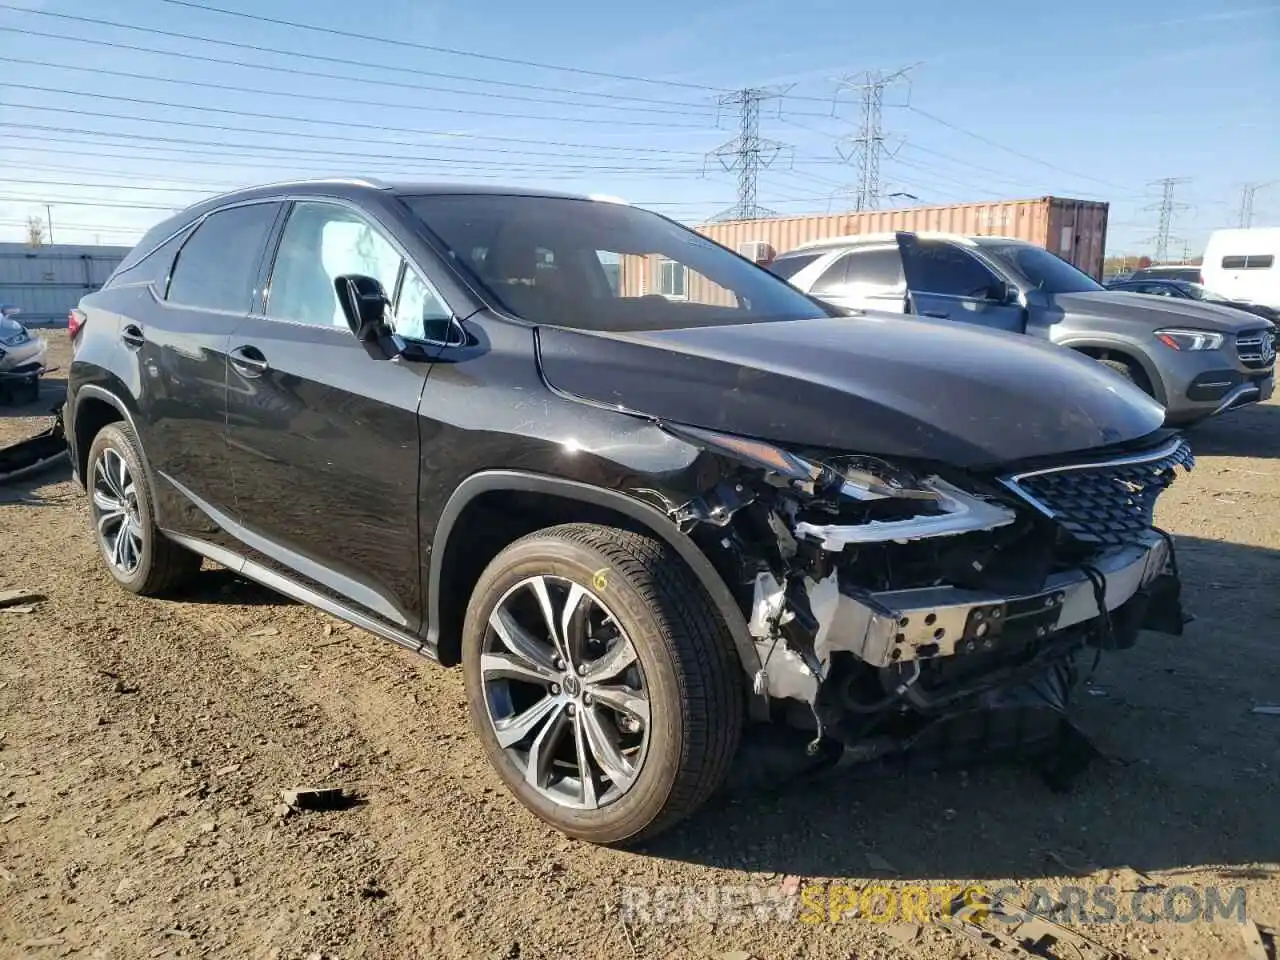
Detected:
[{"left": 665, "top": 424, "right": 1194, "bottom": 771}]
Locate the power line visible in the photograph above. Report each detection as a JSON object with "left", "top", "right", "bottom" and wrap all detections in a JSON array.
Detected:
[
  {"left": 0, "top": 195, "right": 177, "bottom": 212},
  {"left": 0, "top": 177, "right": 218, "bottom": 195},
  {"left": 0, "top": 57, "right": 710, "bottom": 130},
  {"left": 906, "top": 105, "right": 1127, "bottom": 191},
  {"left": 1142, "top": 177, "right": 1192, "bottom": 261},
  {"left": 900, "top": 143, "right": 1107, "bottom": 200},
  {"left": 0, "top": 5, "right": 720, "bottom": 111},
  {"left": 0, "top": 83, "right": 716, "bottom": 150},
  {"left": 0, "top": 27, "right": 715, "bottom": 118},
  {"left": 152, "top": 0, "right": 727, "bottom": 92},
  {"left": 0, "top": 127, "right": 707, "bottom": 175},
  {"left": 706, "top": 88, "right": 794, "bottom": 221},
  {"left": 0, "top": 99, "right": 707, "bottom": 160}
]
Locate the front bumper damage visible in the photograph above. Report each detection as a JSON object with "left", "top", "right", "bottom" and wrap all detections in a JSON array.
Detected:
[
  {"left": 753, "top": 530, "right": 1175, "bottom": 704},
  {"left": 666, "top": 427, "right": 1193, "bottom": 775}
]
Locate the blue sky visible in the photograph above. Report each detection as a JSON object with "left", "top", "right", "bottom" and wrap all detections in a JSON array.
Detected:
[{"left": 0, "top": 0, "right": 1276, "bottom": 256}]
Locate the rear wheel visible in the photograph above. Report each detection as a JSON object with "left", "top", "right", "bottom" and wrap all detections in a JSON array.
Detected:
[
  {"left": 85, "top": 422, "right": 201, "bottom": 596},
  {"left": 461, "top": 523, "right": 743, "bottom": 845}
]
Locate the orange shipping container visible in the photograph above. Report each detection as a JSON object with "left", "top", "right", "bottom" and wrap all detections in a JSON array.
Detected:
[
  {"left": 693, "top": 196, "right": 1110, "bottom": 279},
  {"left": 617, "top": 196, "right": 1109, "bottom": 301}
]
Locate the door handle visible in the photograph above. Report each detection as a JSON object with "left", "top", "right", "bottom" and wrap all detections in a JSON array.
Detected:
[
  {"left": 922, "top": 311, "right": 949, "bottom": 319},
  {"left": 120, "top": 323, "right": 145, "bottom": 348},
  {"left": 229, "top": 345, "right": 270, "bottom": 378}
]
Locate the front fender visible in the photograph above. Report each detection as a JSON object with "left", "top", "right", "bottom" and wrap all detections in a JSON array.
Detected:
[{"left": 1054, "top": 335, "right": 1168, "bottom": 405}]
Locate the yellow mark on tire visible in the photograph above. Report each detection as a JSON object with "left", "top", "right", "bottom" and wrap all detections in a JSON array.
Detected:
[{"left": 592, "top": 568, "right": 609, "bottom": 591}]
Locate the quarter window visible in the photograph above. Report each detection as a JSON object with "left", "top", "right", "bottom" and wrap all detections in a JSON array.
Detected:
[
  {"left": 167, "top": 203, "right": 279, "bottom": 312},
  {"left": 108, "top": 226, "right": 193, "bottom": 291},
  {"left": 395, "top": 269, "right": 453, "bottom": 342},
  {"left": 267, "top": 202, "right": 403, "bottom": 328}
]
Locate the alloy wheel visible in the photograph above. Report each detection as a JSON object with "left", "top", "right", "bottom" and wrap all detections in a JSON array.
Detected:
[
  {"left": 481, "top": 575, "right": 650, "bottom": 810},
  {"left": 90, "top": 447, "right": 144, "bottom": 575}
]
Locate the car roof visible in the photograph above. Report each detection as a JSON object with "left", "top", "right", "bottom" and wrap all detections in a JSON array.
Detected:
[
  {"left": 196, "top": 178, "right": 600, "bottom": 207},
  {"left": 784, "top": 232, "right": 1032, "bottom": 254}
]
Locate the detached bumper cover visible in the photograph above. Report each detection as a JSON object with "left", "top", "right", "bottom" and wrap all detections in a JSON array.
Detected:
[{"left": 822, "top": 531, "right": 1172, "bottom": 669}]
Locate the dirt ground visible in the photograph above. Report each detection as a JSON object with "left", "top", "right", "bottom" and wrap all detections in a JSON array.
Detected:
[{"left": 1, "top": 335, "right": 1277, "bottom": 960}]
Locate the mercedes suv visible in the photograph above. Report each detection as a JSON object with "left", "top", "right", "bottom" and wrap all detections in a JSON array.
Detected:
[
  {"left": 771, "top": 233, "right": 1275, "bottom": 425},
  {"left": 66, "top": 180, "right": 1191, "bottom": 844}
]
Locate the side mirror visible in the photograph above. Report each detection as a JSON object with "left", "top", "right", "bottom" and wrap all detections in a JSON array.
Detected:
[
  {"left": 335, "top": 274, "right": 391, "bottom": 342},
  {"left": 334, "top": 274, "right": 406, "bottom": 361},
  {"left": 987, "top": 279, "right": 1017, "bottom": 304}
]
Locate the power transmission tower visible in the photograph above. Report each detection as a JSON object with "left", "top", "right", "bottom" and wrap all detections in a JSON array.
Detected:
[
  {"left": 832, "top": 67, "right": 913, "bottom": 211},
  {"left": 1238, "top": 180, "right": 1278, "bottom": 228},
  {"left": 1142, "top": 177, "right": 1191, "bottom": 262},
  {"left": 707, "top": 86, "right": 793, "bottom": 222}
]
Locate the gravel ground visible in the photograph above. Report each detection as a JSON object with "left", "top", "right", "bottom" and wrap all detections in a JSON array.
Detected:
[{"left": 1, "top": 336, "right": 1277, "bottom": 960}]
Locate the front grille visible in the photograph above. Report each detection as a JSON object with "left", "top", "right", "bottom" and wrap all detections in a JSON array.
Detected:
[
  {"left": 1236, "top": 328, "right": 1276, "bottom": 369},
  {"left": 1000, "top": 438, "right": 1194, "bottom": 546}
]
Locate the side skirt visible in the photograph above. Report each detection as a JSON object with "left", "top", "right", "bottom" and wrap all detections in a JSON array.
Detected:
[{"left": 163, "top": 531, "right": 435, "bottom": 660}]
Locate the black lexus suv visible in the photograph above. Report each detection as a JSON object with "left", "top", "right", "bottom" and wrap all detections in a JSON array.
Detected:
[{"left": 66, "top": 179, "right": 1192, "bottom": 845}]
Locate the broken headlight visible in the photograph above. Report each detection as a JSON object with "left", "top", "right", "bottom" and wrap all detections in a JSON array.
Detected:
[
  {"left": 665, "top": 423, "right": 940, "bottom": 501},
  {"left": 665, "top": 423, "right": 1018, "bottom": 543}
]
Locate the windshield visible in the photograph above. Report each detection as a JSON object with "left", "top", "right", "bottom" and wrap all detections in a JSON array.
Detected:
[
  {"left": 400, "top": 194, "right": 830, "bottom": 332},
  {"left": 982, "top": 243, "right": 1104, "bottom": 294},
  {"left": 1181, "top": 282, "right": 1233, "bottom": 301}
]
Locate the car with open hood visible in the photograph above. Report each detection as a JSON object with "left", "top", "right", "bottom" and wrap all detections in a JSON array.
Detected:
[
  {"left": 771, "top": 233, "right": 1275, "bottom": 425},
  {"left": 65, "top": 180, "right": 1192, "bottom": 844}
]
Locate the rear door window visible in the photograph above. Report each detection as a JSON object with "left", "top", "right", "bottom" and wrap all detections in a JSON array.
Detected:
[
  {"left": 843, "top": 246, "right": 905, "bottom": 293},
  {"left": 166, "top": 203, "right": 280, "bottom": 312}
]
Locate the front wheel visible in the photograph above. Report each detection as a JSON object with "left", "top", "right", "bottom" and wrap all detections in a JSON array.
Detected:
[
  {"left": 1094, "top": 356, "right": 1156, "bottom": 398},
  {"left": 461, "top": 523, "right": 743, "bottom": 845}
]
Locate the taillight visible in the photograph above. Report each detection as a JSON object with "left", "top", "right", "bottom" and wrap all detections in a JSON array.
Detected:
[{"left": 68, "top": 308, "right": 86, "bottom": 340}]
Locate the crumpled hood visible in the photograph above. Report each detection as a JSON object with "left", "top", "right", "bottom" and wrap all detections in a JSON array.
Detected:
[
  {"left": 536, "top": 313, "right": 1167, "bottom": 469},
  {"left": 1056, "top": 290, "right": 1267, "bottom": 332}
]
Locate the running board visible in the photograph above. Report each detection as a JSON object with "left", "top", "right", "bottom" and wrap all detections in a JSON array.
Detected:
[{"left": 162, "top": 531, "right": 436, "bottom": 660}]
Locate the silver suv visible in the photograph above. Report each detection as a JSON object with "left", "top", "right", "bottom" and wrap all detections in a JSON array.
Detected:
[{"left": 771, "top": 232, "right": 1275, "bottom": 425}]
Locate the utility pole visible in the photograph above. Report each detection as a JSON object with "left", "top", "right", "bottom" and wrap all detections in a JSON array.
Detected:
[
  {"left": 1238, "top": 180, "right": 1278, "bottom": 228},
  {"left": 833, "top": 67, "right": 913, "bottom": 211},
  {"left": 45, "top": 204, "right": 54, "bottom": 245},
  {"left": 706, "top": 86, "right": 792, "bottom": 222},
  {"left": 1142, "top": 177, "right": 1191, "bottom": 262}
]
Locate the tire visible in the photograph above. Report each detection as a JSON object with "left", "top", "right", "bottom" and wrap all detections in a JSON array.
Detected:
[
  {"left": 1095, "top": 357, "right": 1155, "bottom": 398},
  {"left": 85, "top": 421, "right": 201, "bottom": 596},
  {"left": 461, "top": 522, "right": 743, "bottom": 845}
]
